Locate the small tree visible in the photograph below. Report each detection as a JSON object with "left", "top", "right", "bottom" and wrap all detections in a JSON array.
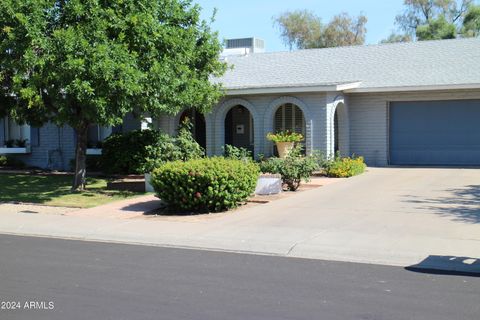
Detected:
[{"left": 0, "top": 0, "right": 226, "bottom": 190}]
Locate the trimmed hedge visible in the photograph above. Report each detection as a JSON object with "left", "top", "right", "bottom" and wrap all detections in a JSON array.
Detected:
[
  {"left": 324, "top": 156, "right": 366, "bottom": 178},
  {"left": 151, "top": 157, "right": 259, "bottom": 213}
]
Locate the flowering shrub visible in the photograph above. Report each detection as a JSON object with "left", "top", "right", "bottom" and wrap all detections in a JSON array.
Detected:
[
  {"left": 324, "top": 156, "right": 366, "bottom": 178},
  {"left": 151, "top": 157, "right": 259, "bottom": 213},
  {"left": 266, "top": 131, "right": 303, "bottom": 143},
  {"left": 259, "top": 146, "right": 319, "bottom": 191}
]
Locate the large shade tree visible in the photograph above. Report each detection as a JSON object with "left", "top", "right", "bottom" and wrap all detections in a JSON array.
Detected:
[
  {"left": 0, "top": 0, "right": 226, "bottom": 190},
  {"left": 273, "top": 10, "right": 367, "bottom": 50}
]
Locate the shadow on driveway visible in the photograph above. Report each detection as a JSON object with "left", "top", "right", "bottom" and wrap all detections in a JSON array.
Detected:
[
  {"left": 120, "top": 199, "right": 163, "bottom": 213},
  {"left": 406, "top": 255, "right": 480, "bottom": 277},
  {"left": 403, "top": 184, "right": 480, "bottom": 223}
]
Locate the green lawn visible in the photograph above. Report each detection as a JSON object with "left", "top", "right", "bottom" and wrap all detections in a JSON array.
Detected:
[{"left": 0, "top": 174, "right": 145, "bottom": 208}]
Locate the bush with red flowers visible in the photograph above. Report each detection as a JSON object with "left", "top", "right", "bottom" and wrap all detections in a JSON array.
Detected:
[{"left": 151, "top": 157, "right": 259, "bottom": 213}]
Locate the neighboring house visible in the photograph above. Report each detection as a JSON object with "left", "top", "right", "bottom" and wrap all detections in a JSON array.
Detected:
[
  {"left": 157, "top": 37, "right": 480, "bottom": 166},
  {"left": 0, "top": 113, "right": 142, "bottom": 170},
  {"left": 2, "top": 37, "right": 480, "bottom": 169}
]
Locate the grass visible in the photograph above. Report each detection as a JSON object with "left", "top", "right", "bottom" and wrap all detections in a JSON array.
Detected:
[{"left": 0, "top": 174, "right": 145, "bottom": 208}]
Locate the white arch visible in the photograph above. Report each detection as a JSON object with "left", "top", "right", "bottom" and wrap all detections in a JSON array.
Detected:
[
  {"left": 214, "top": 98, "right": 261, "bottom": 156},
  {"left": 264, "top": 96, "right": 313, "bottom": 155},
  {"left": 328, "top": 95, "right": 350, "bottom": 157}
]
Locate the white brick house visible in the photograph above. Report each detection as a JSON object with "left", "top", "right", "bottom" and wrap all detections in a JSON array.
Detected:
[{"left": 156, "top": 37, "right": 480, "bottom": 166}]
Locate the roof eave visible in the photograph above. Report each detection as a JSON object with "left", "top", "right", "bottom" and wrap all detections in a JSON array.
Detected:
[
  {"left": 225, "top": 81, "right": 362, "bottom": 96},
  {"left": 345, "top": 83, "right": 480, "bottom": 93}
]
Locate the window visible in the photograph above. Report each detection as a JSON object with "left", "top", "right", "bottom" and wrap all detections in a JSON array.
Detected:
[
  {"left": 274, "top": 103, "right": 305, "bottom": 135},
  {"left": 1, "top": 117, "right": 31, "bottom": 153},
  {"left": 86, "top": 125, "right": 112, "bottom": 155},
  {"left": 2, "top": 117, "right": 30, "bottom": 148}
]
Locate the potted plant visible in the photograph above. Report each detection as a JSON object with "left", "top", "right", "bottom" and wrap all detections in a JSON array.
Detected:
[
  {"left": 15, "top": 139, "right": 28, "bottom": 148},
  {"left": 266, "top": 131, "right": 303, "bottom": 158}
]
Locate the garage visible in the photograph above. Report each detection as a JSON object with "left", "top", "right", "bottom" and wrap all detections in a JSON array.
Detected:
[{"left": 389, "top": 100, "right": 480, "bottom": 165}]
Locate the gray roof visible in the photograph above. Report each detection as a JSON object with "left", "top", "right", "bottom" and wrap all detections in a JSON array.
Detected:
[{"left": 216, "top": 38, "right": 480, "bottom": 92}]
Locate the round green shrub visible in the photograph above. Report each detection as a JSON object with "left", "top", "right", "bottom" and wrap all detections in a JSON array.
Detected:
[{"left": 151, "top": 157, "right": 260, "bottom": 213}]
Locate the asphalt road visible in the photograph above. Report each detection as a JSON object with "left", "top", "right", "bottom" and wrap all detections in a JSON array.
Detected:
[{"left": 0, "top": 234, "right": 478, "bottom": 320}]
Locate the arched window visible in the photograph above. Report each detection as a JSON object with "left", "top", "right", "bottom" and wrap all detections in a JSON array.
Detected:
[{"left": 274, "top": 103, "right": 305, "bottom": 135}]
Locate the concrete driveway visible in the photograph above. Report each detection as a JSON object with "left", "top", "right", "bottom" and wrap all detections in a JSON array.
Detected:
[{"left": 1, "top": 167, "right": 479, "bottom": 272}]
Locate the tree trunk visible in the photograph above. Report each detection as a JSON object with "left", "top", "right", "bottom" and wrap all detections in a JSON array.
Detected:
[{"left": 72, "top": 124, "right": 89, "bottom": 191}]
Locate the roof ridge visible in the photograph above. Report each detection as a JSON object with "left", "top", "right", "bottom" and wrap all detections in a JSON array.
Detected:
[{"left": 237, "top": 37, "right": 480, "bottom": 57}]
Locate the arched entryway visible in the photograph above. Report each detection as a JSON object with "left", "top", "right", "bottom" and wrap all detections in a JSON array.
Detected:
[
  {"left": 179, "top": 109, "right": 206, "bottom": 150},
  {"left": 224, "top": 105, "right": 254, "bottom": 153},
  {"left": 331, "top": 101, "right": 349, "bottom": 157}
]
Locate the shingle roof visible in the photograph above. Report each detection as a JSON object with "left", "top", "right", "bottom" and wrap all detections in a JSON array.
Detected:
[{"left": 215, "top": 38, "right": 480, "bottom": 92}]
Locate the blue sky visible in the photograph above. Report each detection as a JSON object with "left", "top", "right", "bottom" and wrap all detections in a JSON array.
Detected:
[{"left": 195, "top": 0, "right": 406, "bottom": 52}]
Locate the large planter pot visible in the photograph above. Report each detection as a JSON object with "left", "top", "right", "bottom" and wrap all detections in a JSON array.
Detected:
[{"left": 276, "top": 141, "right": 294, "bottom": 158}]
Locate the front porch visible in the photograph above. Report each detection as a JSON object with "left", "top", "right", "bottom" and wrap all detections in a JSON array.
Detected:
[{"left": 157, "top": 92, "right": 350, "bottom": 159}]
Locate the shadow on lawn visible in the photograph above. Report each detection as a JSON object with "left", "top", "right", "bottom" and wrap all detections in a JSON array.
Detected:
[
  {"left": 402, "top": 184, "right": 480, "bottom": 224},
  {"left": 0, "top": 174, "right": 112, "bottom": 204}
]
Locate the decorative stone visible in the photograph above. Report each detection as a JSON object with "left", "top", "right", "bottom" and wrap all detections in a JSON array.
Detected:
[
  {"left": 255, "top": 174, "right": 282, "bottom": 195},
  {"left": 144, "top": 173, "right": 154, "bottom": 192}
]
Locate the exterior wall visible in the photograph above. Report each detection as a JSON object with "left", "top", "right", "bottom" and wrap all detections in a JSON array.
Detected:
[{"left": 347, "top": 89, "right": 480, "bottom": 166}]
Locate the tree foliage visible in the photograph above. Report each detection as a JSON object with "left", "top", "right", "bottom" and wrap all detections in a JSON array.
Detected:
[
  {"left": 387, "top": 0, "right": 480, "bottom": 41},
  {"left": 416, "top": 15, "right": 457, "bottom": 39},
  {"left": 273, "top": 10, "right": 367, "bottom": 49},
  {"left": 380, "top": 33, "right": 412, "bottom": 44},
  {"left": 462, "top": 3, "right": 480, "bottom": 36},
  {"left": 0, "top": 0, "right": 226, "bottom": 190},
  {"left": 322, "top": 13, "right": 368, "bottom": 48},
  {"left": 273, "top": 9, "right": 321, "bottom": 50}
]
